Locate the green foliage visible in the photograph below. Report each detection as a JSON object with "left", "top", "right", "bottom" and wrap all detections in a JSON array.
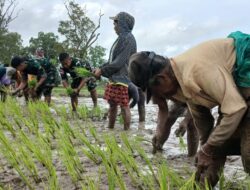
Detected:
[
  {"left": 178, "top": 136, "right": 187, "bottom": 152},
  {"left": 88, "top": 45, "right": 106, "bottom": 67},
  {"left": 0, "top": 30, "right": 23, "bottom": 65},
  {"left": 28, "top": 79, "right": 37, "bottom": 88},
  {"left": 28, "top": 31, "right": 64, "bottom": 58},
  {"left": 74, "top": 67, "right": 94, "bottom": 77},
  {"left": 66, "top": 87, "right": 74, "bottom": 96},
  {"left": 58, "top": 1, "right": 104, "bottom": 60}
]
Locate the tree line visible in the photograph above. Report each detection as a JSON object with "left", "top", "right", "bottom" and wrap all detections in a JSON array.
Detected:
[{"left": 0, "top": 0, "right": 106, "bottom": 67}]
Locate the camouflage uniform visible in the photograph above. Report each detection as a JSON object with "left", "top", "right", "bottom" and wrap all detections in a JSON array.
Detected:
[
  {"left": 22, "top": 57, "right": 60, "bottom": 97},
  {"left": 59, "top": 58, "right": 96, "bottom": 92}
]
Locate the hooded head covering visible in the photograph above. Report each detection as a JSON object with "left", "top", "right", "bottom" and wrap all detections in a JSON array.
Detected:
[{"left": 110, "top": 12, "right": 135, "bottom": 33}]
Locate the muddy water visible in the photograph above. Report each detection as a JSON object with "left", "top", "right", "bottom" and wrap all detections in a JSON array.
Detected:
[{"left": 51, "top": 96, "right": 247, "bottom": 182}]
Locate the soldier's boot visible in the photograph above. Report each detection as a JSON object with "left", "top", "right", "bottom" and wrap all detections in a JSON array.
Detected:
[{"left": 90, "top": 89, "right": 98, "bottom": 107}]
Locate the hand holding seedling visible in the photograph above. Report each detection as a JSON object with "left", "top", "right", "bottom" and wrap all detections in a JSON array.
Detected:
[{"left": 93, "top": 68, "right": 101, "bottom": 80}]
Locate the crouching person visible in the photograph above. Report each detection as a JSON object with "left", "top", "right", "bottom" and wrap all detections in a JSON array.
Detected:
[
  {"left": 59, "top": 52, "right": 98, "bottom": 112},
  {"left": 0, "top": 67, "right": 16, "bottom": 102},
  {"left": 11, "top": 56, "right": 59, "bottom": 105},
  {"left": 151, "top": 99, "right": 198, "bottom": 157},
  {"left": 128, "top": 32, "right": 250, "bottom": 188}
]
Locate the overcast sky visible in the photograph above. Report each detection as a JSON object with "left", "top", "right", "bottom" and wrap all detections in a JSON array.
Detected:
[{"left": 8, "top": 0, "right": 250, "bottom": 57}]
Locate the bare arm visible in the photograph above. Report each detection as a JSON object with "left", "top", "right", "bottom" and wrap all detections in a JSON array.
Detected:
[
  {"left": 35, "top": 76, "right": 46, "bottom": 90},
  {"left": 152, "top": 97, "right": 186, "bottom": 152},
  {"left": 62, "top": 80, "right": 69, "bottom": 88}
]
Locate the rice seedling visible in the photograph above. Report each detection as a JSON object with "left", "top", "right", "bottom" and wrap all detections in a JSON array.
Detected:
[
  {"left": 57, "top": 129, "right": 84, "bottom": 184},
  {"left": 77, "top": 131, "right": 102, "bottom": 164},
  {"left": 0, "top": 117, "right": 16, "bottom": 137},
  {"left": 18, "top": 145, "right": 40, "bottom": 182},
  {"left": 0, "top": 130, "right": 34, "bottom": 189},
  {"left": 120, "top": 132, "right": 135, "bottom": 154},
  {"left": 74, "top": 68, "right": 94, "bottom": 77},
  {"left": 133, "top": 140, "right": 160, "bottom": 186},
  {"left": 178, "top": 136, "right": 187, "bottom": 153},
  {"left": 60, "top": 118, "right": 76, "bottom": 139},
  {"left": 28, "top": 79, "right": 37, "bottom": 88},
  {"left": 77, "top": 106, "right": 88, "bottom": 120},
  {"left": 66, "top": 87, "right": 74, "bottom": 96},
  {"left": 158, "top": 162, "right": 168, "bottom": 190},
  {"left": 90, "top": 105, "right": 104, "bottom": 120},
  {"left": 104, "top": 135, "right": 127, "bottom": 190}
]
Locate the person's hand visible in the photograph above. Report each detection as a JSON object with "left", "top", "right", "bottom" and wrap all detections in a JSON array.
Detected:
[
  {"left": 195, "top": 144, "right": 226, "bottom": 187},
  {"left": 152, "top": 135, "right": 164, "bottom": 154},
  {"left": 11, "top": 89, "right": 20, "bottom": 96},
  {"left": 93, "top": 68, "right": 102, "bottom": 79},
  {"left": 174, "top": 125, "right": 187, "bottom": 137},
  {"left": 73, "top": 88, "right": 80, "bottom": 94}
]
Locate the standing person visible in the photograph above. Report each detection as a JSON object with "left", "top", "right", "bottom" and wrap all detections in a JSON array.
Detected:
[
  {"left": 59, "top": 53, "right": 97, "bottom": 112},
  {"left": 10, "top": 55, "right": 59, "bottom": 105},
  {"left": 128, "top": 32, "right": 250, "bottom": 187},
  {"left": 93, "top": 12, "right": 137, "bottom": 130}
]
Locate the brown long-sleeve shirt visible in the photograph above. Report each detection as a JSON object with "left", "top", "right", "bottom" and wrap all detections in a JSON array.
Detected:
[{"left": 170, "top": 38, "right": 247, "bottom": 146}]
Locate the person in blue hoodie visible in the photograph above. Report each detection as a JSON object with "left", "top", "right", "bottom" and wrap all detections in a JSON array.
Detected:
[{"left": 93, "top": 12, "right": 137, "bottom": 130}]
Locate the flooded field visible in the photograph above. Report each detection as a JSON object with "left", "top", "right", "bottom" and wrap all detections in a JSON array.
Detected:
[{"left": 0, "top": 96, "right": 248, "bottom": 189}]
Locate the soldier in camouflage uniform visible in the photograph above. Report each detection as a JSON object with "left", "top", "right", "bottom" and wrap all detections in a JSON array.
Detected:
[
  {"left": 10, "top": 55, "right": 60, "bottom": 105},
  {"left": 59, "top": 52, "right": 98, "bottom": 111}
]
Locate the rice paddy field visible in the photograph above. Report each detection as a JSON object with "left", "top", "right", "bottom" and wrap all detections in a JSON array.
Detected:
[{"left": 0, "top": 95, "right": 249, "bottom": 190}]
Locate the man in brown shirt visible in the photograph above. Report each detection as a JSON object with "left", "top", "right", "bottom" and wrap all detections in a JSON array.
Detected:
[{"left": 128, "top": 38, "right": 250, "bottom": 187}]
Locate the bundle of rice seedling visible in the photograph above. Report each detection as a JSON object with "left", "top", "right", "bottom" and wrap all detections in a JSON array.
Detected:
[
  {"left": 28, "top": 79, "right": 37, "bottom": 88},
  {"left": 66, "top": 87, "right": 74, "bottom": 96},
  {"left": 75, "top": 68, "right": 94, "bottom": 77}
]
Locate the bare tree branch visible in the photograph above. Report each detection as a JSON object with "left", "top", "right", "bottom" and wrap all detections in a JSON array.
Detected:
[
  {"left": 0, "top": 0, "right": 20, "bottom": 29},
  {"left": 82, "top": 11, "right": 103, "bottom": 54}
]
